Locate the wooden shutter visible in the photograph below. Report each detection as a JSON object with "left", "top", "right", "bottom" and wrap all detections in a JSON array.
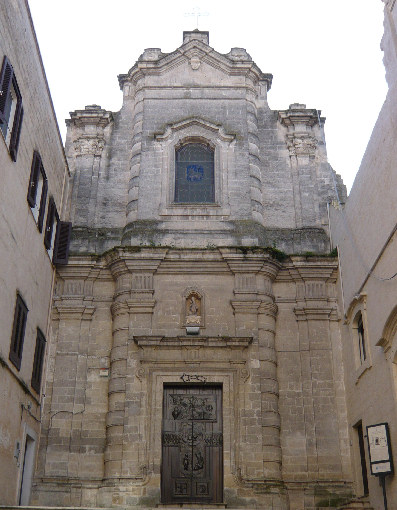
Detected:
[
  {"left": 0, "top": 56, "right": 13, "bottom": 124},
  {"left": 44, "top": 197, "right": 56, "bottom": 249},
  {"left": 31, "top": 329, "right": 46, "bottom": 393},
  {"left": 9, "top": 93, "right": 23, "bottom": 162},
  {"left": 37, "top": 176, "right": 48, "bottom": 233},
  {"left": 53, "top": 221, "right": 72, "bottom": 265},
  {"left": 9, "top": 294, "right": 28, "bottom": 370},
  {"left": 27, "top": 151, "right": 41, "bottom": 207}
]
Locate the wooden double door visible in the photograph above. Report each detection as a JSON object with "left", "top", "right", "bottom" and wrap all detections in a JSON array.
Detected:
[{"left": 161, "top": 385, "right": 223, "bottom": 504}]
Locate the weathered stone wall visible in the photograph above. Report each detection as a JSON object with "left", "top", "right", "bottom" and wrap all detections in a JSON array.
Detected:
[
  {"left": 0, "top": 0, "right": 68, "bottom": 504},
  {"left": 32, "top": 249, "right": 352, "bottom": 509},
  {"left": 64, "top": 32, "right": 344, "bottom": 255},
  {"left": 329, "top": 1, "right": 397, "bottom": 508}
]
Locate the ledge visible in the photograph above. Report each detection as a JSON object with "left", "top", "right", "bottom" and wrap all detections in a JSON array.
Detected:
[{"left": 133, "top": 336, "right": 252, "bottom": 348}]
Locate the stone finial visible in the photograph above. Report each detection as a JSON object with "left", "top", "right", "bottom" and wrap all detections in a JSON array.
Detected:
[
  {"left": 139, "top": 48, "right": 163, "bottom": 61},
  {"left": 227, "top": 48, "right": 252, "bottom": 61},
  {"left": 183, "top": 30, "right": 209, "bottom": 45}
]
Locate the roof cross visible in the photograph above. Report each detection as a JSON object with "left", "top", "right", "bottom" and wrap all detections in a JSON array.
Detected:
[{"left": 184, "top": 6, "right": 209, "bottom": 29}]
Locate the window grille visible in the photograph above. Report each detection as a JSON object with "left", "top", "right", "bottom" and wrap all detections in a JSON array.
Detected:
[{"left": 175, "top": 143, "right": 214, "bottom": 203}]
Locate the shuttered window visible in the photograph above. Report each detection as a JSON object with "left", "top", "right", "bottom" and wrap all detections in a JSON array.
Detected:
[
  {"left": 0, "top": 56, "right": 23, "bottom": 161},
  {"left": 44, "top": 197, "right": 58, "bottom": 251},
  {"left": 31, "top": 329, "right": 46, "bottom": 393},
  {"left": 53, "top": 221, "right": 72, "bottom": 265},
  {"left": 27, "top": 151, "right": 48, "bottom": 232},
  {"left": 9, "top": 294, "right": 28, "bottom": 370}
]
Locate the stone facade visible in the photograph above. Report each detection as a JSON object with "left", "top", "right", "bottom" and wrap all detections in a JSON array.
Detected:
[
  {"left": 0, "top": 0, "right": 69, "bottom": 505},
  {"left": 330, "top": 1, "right": 397, "bottom": 509},
  {"left": 33, "top": 31, "right": 352, "bottom": 509}
]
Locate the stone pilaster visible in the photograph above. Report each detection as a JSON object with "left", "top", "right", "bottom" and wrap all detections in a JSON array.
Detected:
[
  {"left": 126, "top": 89, "right": 144, "bottom": 222},
  {"left": 104, "top": 248, "right": 167, "bottom": 478},
  {"left": 278, "top": 103, "right": 321, "bottom": 227},
  {"left": 66, "top": 105, "right": 113, "bottom": 226},
  {"left": 223, "top": 249, "right": 281, "bottom": 481},
  {"left": 247, "top": 102, "right": 263, "bottom": 224}
]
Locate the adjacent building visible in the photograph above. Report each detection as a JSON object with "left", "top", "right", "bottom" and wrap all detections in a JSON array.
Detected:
[
  {"left": 330, "top": 1, "right": 397, "bottom": 508},
  {"left": 31, "top": 30, "right": 354, "bottom": 509},
  {"left": 0, "top": 0, "right": 70, "bottom": 505}
]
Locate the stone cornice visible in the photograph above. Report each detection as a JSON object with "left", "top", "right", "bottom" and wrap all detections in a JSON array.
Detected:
[
  {"left": 53, "top": 303, "right": 95, "bottom": 321},
  {"left": 231, "top": 300, "right": 262, "bottom": 313},
  {"left": 278, "top": 103, "right": 322, "bottom": 129},
  {"left": 285, "top": 257, "right": 338, "bottom": 282},
  {"left": 133, "top": 335, "right": 252, "bottom": 349},
  {"left": 219, "top": 249, "right": 280, "bottom": 278},
  {"left": 66, "top": 104, "right": 113, "bottom": 129},
  {"left": 104, "top": 247, "right": 168, "bottom": 279},
  {"left": 294, "top": 306, "right": 338, "bottom": 321}
]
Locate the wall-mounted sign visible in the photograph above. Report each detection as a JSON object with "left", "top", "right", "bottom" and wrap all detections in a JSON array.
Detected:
[{"left": 366, "top": 422, "right": 393, "bottom": 476}]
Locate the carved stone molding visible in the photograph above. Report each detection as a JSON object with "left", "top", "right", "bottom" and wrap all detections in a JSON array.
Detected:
[
  {"left": 278, "top": 103, "right": 320, "bottom": 129},
  {"left": 258, "top": 302, "right": 278, "bottom": 317},
  {"left": 111, "top": 299, "right": 156, "bottom": 317},
  {"left": 67, "top": 104, "right": 113, "bottom": 129},
  {"left": 294, "top": 306, "right": 338, "bottom": 321},
  {"left": 155, "top": 117, "right": 235, "bottom": 144},
  {"left": 53, "top": 303, "right": 95, "bottom": 321},
  {"left": 286, "top": 133, "right": 317, "bottom": 157},
  {"left": 73, "top": 135, "right": 105, "bottom": 156},
  {"left": 377, "top": 304, "right": 397, "bottom": 354},
  {"left": 133, "top": 336, "right": 252, "bottom": 349},
  {"left": 231, "top": 300, "right": 262, "bottom": 314}
]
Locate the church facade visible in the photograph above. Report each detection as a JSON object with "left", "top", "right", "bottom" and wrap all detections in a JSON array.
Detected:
[{"left": 32, "top": 31, "right": 353, "bottom": 509}]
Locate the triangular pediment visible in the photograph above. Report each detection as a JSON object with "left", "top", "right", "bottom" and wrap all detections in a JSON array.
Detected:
[{"left": 118, "top": 32, "right": 272, "bottom": 89}]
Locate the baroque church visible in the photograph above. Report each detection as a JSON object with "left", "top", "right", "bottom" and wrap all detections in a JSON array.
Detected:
[{"left": 32, "top": 30, "right": 353, "bottom": 509}]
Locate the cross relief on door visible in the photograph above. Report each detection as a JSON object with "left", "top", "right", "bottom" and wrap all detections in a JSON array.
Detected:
[{"left": 161, "top": 386, "right": 223, "bottom": 504}]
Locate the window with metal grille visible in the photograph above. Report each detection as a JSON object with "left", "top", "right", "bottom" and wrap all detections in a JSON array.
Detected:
[
  {"left": 31, "top": 329, "right": 46, "bottom": 393},
  {"left": 175, "top": 143, "right": 214, "bottom": 203},
  {"left": 0, "top": 56, "right": 23, "bottom": 161},
  {"left": 9, "top": 294, "right": 28, "bottom": 370}
]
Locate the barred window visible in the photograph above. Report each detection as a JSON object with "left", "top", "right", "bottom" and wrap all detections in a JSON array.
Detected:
[{"left": 175, "top": 143, "right": 214, "bottom": 203}]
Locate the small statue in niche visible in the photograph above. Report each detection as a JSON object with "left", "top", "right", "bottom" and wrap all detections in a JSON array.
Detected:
[
  {"left": 185, "top": 292, "right": 201, "bottom": 326},
  {"left": 188, "top": 296, "right": 198, "bottom": 316}
]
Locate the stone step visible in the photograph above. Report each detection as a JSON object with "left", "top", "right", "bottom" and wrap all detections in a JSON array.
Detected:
[{"left": 337, "top": 497, "right": 374, "bottom": 510}]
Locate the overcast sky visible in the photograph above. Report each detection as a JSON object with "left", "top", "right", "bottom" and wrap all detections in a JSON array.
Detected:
[{"left": 29, "top": 0, "right": 387, "bottom": 192}]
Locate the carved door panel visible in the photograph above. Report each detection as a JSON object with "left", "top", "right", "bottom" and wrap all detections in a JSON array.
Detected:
[{"left": 161, "top": 385, "right": 223, "bottom": 504}]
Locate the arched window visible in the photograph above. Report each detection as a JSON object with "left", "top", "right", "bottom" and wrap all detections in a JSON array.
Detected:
[{"left": 175, "top": 143, "right": 214, "bottom": 203}]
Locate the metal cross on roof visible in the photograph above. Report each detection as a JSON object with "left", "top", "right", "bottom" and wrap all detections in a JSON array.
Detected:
[{"left": 184, "top": 6, "right": 209, "bottom": 29}]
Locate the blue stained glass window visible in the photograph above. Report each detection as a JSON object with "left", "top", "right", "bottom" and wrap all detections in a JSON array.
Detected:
[{"left": 175, "top": 143, "right": 214, "bottom": 203}]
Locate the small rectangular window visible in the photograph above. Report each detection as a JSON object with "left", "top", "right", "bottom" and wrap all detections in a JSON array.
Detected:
[
  {"left": 0, "top": 56, "right": 23, "bottom": 161},
  {"left": 27, "top": 151, "right": 48, "bottom": 232},
  {"left": 358, "top": 315, "right": 366, "bottom": 364},
  {"left": 9, "top": 294, "right": 28, "bottom": 370},
  {"left": 31, "top": 329, "right": 46, "bottom": 393}
]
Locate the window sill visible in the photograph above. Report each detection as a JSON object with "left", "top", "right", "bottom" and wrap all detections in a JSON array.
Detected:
[{"left": 355, "top": 358, "right": 372, "bottom": 383}]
